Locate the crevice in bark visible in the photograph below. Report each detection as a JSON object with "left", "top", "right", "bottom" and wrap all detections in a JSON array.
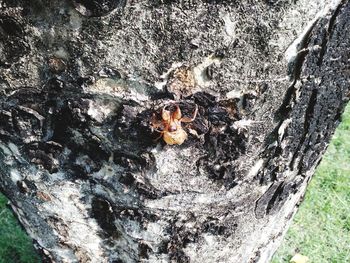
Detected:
[
  {"left": 275, "top": 53, "right": 310, "bottom": 122},
  {"left": 255, "top": 182, "right": 283, "bottom": 219},
  {"left": 290, "top": 88, "right": 318, "bottom": 171},
  {"left": 317, "top": 0, "right": 347, "bottom": 66},
  {"left": 91, "top": 197, "right": 120, "bottom": 238}
]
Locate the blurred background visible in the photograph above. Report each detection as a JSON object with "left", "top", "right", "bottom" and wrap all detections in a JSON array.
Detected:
[{"left": 0, "top": 105, "right": 349, "bottom": 263}]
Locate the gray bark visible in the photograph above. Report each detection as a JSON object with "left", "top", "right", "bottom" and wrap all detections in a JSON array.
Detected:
[{"left": 0, "top": 0, "right": 349, "bottom": 262}]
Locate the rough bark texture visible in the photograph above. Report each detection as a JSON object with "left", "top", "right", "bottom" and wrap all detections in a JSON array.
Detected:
[{"left": 0, "top": 0, "right": 349, "bottom": 262}]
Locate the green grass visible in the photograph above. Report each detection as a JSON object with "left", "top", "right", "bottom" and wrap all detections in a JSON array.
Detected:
[
  {"left": 0, "top": 195, "right": 40, "bottom": 263},
  {"left": 272, "top": 104, "right": 350, "bottom": 263},
  {"left": 0, "top": 106, "right": 349, "bottom": 262}
]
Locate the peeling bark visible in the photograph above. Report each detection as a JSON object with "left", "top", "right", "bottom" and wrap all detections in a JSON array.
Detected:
[{"left": 0, "top": 0, "right": 349, "bottom": 262}]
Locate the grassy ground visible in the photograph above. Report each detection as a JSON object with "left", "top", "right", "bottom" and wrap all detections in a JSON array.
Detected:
[
  {"left": 0, "top": 106, "right": 349, "bottom": 263},
  {"left": 0, "top": 195, "right": 40, "bottom": 263}
]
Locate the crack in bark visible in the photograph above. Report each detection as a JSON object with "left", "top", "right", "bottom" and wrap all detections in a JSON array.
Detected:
[
  {"left": 274, "top": 9, "right": 322, "bottom": 122},
  {"left": 254, "top": 182, "right": 283, "bottom": 219},
  {"left": 289, "top": 88, "right": 318, "bottom": 171},
  {"left": 317, "top": 0, "right": 346, "bottom": 66}
]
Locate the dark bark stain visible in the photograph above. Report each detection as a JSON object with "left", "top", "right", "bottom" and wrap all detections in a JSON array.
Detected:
[
  {"left": 255, "top": 180, "right": 300, "bottom": 218},
  {"left": 202, "top": 219, "right": 230, "bottom": 236},
  {"left": 275, "top": 16, "right": 317, "bottom": 121},
  {"left": 153, "top": 215, "right": 206, "bottom": 262},
  {"left": 91, "top": 197, "right": 121, "bottom": 239},
  {"left": 289, "top": 88, "right": 318, "bottom": 171},
  {"left": 255, "top": 182, "right": 282, "bottom": 219},
  {"left": 0, "top": 15, "right": 29, "bottom": 67},
  {"left": 318, "top": 1, "right": 346, "bottom": 66},
  {"left": 139, "top": 242, "right": 152, "bottom": 259},
  {"left": 189, "top": 92, "right": 246, "bottom": 189},
  {"left": 24, "top": 141, "right": 63, "bottom": 173},
  {"left": 260, "top": 3, "right": 350, "bottom": 188}
]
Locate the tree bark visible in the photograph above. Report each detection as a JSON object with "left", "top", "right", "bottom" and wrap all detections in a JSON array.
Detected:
[{"left": 0, "top": 0, "right": 349, "bottom": 262}]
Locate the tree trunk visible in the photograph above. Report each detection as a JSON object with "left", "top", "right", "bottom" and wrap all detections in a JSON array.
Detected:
[{"left": 0, "top": 0, "right": 349, "bottom": 262}]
